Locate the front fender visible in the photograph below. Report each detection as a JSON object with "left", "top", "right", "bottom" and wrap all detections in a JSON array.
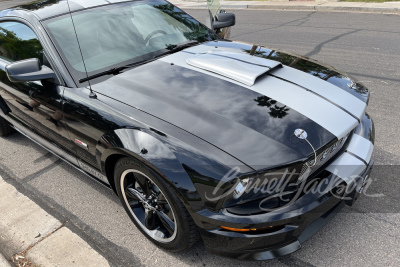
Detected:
[{"left": 97, "top": 128, "right": 244, "bottom": 212}]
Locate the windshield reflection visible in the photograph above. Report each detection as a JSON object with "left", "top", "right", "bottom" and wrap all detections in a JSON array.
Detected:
[{"left": 44, "top": 1, "right": 217, "bottom": 84}]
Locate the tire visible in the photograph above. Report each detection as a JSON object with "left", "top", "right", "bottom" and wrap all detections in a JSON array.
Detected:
[
  {"left": 114, "top": 157, "right": 199, "bottom": 252},
  {"left": 0, "top": 116, "right": 14, "bottom": 137}
]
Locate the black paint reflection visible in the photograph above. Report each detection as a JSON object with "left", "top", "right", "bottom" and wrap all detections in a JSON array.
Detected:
[
  {"left": 62, "top": 88, "right": 129, "bottom": 167},
  {"left": 0, "top": 64, "right": 74, "bottom": 154},
  {"left": 92, "top": 59, "right": 336, "bottom": 168},
  {"left": 254, "top": 96, "right": 290, "bottom": 119}
]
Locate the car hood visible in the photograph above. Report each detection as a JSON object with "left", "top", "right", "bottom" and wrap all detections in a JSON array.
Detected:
[{"left": 91, "top": 41, "right": 368, "bottom": 170}]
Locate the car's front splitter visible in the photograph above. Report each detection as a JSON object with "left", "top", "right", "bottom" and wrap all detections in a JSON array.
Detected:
[
  {"left": 193, "top": 120, "right": 374, "bottom": 260},
  {"left": 197, "top": 159, "right": 373, "bottom": 260},
  {"left": 204, "top": 199, "right": 347, "bottom": 261}
]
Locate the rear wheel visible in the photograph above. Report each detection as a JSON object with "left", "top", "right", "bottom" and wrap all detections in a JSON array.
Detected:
[
  {"left": 114, "top": 157, "right": 198, "bottom": 252},
  {"left": 0, "top": 117, "right": 14, "bottom": 137}
]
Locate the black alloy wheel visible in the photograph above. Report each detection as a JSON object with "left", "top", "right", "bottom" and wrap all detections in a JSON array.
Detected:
[{"left": 114, "top": 158, "right": 198, "bottom": 251}]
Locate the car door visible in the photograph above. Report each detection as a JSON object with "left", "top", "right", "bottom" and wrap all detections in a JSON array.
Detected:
[
  {"left": 0, "top": 20, "right": 75, "bottom": 156},
  {"left": 41, "top": 12, "right": 123, "bottom": 180}
]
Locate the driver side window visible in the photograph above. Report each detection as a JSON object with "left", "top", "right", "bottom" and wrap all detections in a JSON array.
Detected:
[{"left": 0, "top": 21, "right": 43, "bottom": 63}]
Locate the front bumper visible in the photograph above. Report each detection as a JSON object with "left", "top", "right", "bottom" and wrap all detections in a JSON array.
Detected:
[{"left": 193, "top": 115, "right": 375, "bottom": 260}]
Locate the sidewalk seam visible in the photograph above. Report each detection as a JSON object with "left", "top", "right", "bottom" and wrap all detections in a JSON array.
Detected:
[
  {"left": 12, "top": 221, "right": 68, "bottom": 257},
  {"left": 10, "top": 222, "right": 68, "bottom": 266}
]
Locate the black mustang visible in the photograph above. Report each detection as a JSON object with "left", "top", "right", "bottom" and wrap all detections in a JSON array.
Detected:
[{"left": 0, "top": 0, "right": 374, "bottom": 260}]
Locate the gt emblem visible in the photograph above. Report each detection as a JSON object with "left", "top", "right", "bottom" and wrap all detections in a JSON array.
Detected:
[{"left": 294, "top": 129, "right": 308, "bottom": 140}]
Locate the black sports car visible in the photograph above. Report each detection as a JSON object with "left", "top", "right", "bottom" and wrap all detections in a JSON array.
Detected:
[{"left": 0, "top": 0, "right": 374, "bottom": 260}]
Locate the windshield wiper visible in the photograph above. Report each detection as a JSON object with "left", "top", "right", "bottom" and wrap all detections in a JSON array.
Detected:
[
  {"left": 79, "top": 59, "right": 150, "bottom": 83},
  {"left": 153, "top": 40, "right": 199, "bottom": 59},
  {"left": 79, "top": 41, "right": 199, "bottom": 83}
]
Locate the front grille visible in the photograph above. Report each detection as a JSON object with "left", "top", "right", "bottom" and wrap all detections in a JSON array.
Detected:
[{"left": 298, "top": 133, "right": 350, "bottom": 180}]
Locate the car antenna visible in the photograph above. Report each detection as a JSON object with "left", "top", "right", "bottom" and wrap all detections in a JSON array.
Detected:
[{"left": 66, "top": 0, "right": 97, "bottom": 99}]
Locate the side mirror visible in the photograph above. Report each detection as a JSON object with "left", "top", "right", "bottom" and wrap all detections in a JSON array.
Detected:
[
  {"left": 6, "top": 58, "right": 57, "bottom": 83},
  {"left": 213, "top": 13, "right": 235, "bottom": 30}
]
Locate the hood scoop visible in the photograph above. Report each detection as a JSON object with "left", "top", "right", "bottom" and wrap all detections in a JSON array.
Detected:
[{"left": 186, "top": 50, "right": 282, "bottom": 86}]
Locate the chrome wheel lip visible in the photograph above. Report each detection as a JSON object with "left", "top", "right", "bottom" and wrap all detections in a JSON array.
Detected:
[{"left": 120, "top": 169, "right": 177, "bottom": 243}]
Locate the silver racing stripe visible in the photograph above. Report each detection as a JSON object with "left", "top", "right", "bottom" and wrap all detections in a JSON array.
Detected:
[
  {"left": 164, "top": 44, "right": 366, "bottom": 118},
  {"left": 325, "top": 132, "right": 373, "bottom": 183},
  {"left": 270, "top": 66, "right": 366, "bottom": 119},
  {"left": 346, "top": 134, "right": 374, "bottom": 164},
  {"left": 325, "top": 152, "right": 366, "bottom": 185},
  {"left": 159, "top": 50, "right": 358, "bottom": 139},
  {"left": 270, "top": 74, "right": 361, "bottom": 123},
  {"left": 244, "top": 72, "right": 359, "bottom": 139}
]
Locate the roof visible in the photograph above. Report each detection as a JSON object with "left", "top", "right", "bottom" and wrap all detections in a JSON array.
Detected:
[{"left": 8, "top": 0, "right": 134, "bottom": 20}]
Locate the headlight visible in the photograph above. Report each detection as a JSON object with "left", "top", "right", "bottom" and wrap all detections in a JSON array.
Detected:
[
  {"left": 223, "top": 167, "right": 298, "bottom": 208},
  {"left": 232, "top": 177, "right": 252, "bottom": 199}
]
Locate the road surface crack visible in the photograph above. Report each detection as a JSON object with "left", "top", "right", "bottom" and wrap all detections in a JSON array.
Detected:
[{"left": 305, "top": 29, "right": 361, "bottom": 57}]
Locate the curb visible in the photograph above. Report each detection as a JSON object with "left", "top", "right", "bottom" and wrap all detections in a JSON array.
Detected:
[
  {"left": 247, "top": 5, "right": 400, "bottom": 14},
  {"left": 178, "top": 3, "right": 400, "bottom": 14},
  {"left": 0, "top": 253, "right": 12, "bottom": 267},
  {"left": 0, "top": 176, "right": 111, "bottom": 267}
]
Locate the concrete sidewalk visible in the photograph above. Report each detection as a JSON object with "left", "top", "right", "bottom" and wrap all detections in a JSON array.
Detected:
[
  {"left": 171, "top": 0, "right": 400, "bottom": 14},
  {"left": 0, "top": 253, "right": 12, "bottom": 267},
  {"left": 0, "top": 176, "right": 110, "bottom": 267}
]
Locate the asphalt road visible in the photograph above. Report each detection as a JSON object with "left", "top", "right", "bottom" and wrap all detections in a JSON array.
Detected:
[{"left": 1, "top": 2, "right": 400, "bottom": 266}]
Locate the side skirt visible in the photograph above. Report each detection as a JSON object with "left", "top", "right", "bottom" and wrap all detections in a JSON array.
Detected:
[{"left": 4, "top": 115, "right": 112, "bottom": 190}]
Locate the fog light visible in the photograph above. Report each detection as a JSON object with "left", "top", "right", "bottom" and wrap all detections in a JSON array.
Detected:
[
  {"left": 220, "top": 226, "right": 252, "bottom": 232},
  {"left": 220, "top": 225, "right": 284, "bottom": 233},
  {"left": 232, "top": 178, "right": 251, "bottom": 199}
]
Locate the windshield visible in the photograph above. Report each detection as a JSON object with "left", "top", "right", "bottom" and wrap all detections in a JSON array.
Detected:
[{"left": 44, "top": 0, "right": 218, "bottom": 84}]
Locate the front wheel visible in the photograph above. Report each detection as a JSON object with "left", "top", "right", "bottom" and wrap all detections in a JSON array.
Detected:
[{"left": 114, "top": 157, "right": 198, "bottom": 252}]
